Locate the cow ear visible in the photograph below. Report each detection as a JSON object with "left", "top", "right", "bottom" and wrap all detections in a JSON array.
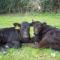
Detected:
[
  {"left": 42, "top": 22, "right": 47, "bottom": 27},
  {"left": 13, "top": 23, "right": 21, "bottom": 29},
  {"left": 32, "top": 19, "right": 36, "bottom": 23},
  {"left": 30, "top": 19, "right": 35, "bottom": 26},
  {"left": 13, "top": 23, "right": 21, "bottom": 27}
]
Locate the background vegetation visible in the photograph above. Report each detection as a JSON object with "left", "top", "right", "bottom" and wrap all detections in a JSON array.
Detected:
[{"left": 0, "top": 0, "right": 60, "bottom": 14}]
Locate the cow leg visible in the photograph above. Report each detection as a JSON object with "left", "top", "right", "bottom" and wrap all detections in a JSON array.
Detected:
[
  {"left": 12, "top": 40, "right": 22, "bottom": 48},
  {"left": 38, "top": 39, "right": 49, "bottom": 48},
  {"left": 8, "top": 40, "right": 22, "bottom": 48},
  {"left": 0, "top": 45, "right": 8, "bottom": 54}
]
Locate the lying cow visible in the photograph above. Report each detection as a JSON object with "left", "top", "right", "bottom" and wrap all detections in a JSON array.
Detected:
[
  {"left": 14, "top": 22, "right": 33, "bottom": 43},
  {"left": 30, "top": 20, "right": 42, "bottom": 45},
  {"left": 31, "top": 20, "right": 60, "bottom": 50},
  {"left": 0, "top": 23, "right": 22, "bottom": 53}
]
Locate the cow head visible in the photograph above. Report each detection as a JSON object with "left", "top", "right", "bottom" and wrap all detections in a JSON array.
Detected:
[{"left": 31, "top": 20, "right": 43, "bottom": 35}]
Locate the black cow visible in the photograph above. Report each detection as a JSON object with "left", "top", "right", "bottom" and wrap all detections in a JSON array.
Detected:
[
  {"left": 0, "top": 24, "right": 22, "bottom": 53},
  {"left": 14, "top": 22, "right": 33, "bottom": 43},
  {"left": 30, "top": 20, "right": 43, "bottom": 45},
  {"left": 32, "top": 21, "right": 60, "bottom": 50}
]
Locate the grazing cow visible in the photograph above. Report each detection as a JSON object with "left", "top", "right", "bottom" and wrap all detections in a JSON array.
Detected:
[
  {"left": 14, "top": 22, "right": 33, "bottom": 43},
  {"left": 33, "top": 21, "right": 60, "bottom": 50},
  {"left": 0, "top": 24, "right": 22, "bottom": 52}
]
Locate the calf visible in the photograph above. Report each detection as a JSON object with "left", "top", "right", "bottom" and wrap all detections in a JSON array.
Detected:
[
  {"left": 30, "top": 20, "right": 43, "bottom": 45},
  {"left": 33, "top": 22, "right": 60, "bottom": 50},
  {"left": 0, "top": 24, "right": 22, "bottom": 52},
  {"left": 14, "top": 22, "right": 33, "bottom": 43}
]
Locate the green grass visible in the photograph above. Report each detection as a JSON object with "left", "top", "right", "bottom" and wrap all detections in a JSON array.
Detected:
[{"left": 0, "top": 13, "right": 60, "bottom": 60}]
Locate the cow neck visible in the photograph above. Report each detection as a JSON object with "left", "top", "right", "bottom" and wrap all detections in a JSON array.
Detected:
[{"left": 42, "top": 25, "right": 52, "bottom": 35}]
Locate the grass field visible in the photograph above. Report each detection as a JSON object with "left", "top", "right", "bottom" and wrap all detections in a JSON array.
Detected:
[{"left": 0, "top": 13, "right": 60, "bottom": 60}]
